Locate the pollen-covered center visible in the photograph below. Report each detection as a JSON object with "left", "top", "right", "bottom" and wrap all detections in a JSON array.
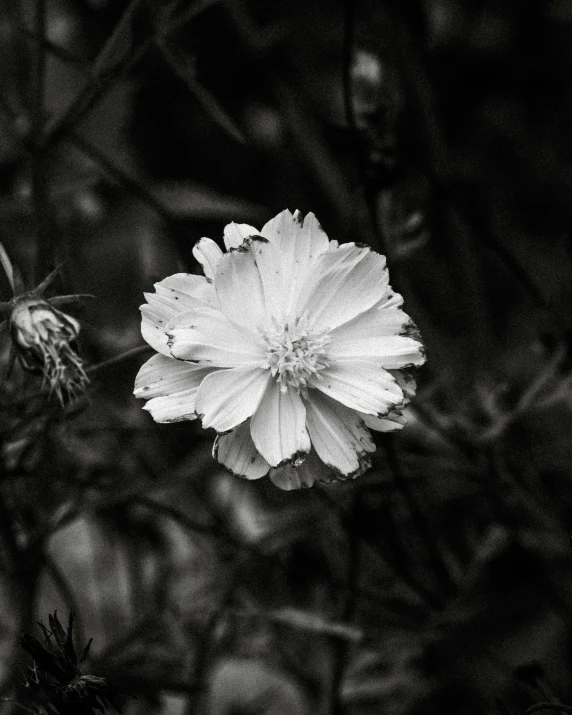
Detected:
[{"left": 261, "top": 319, "right": 331, "bottom": 395}]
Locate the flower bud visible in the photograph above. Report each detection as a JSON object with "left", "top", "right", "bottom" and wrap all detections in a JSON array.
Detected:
[{"left": 9, "top": 296, "right": 89, "bottom": 404}]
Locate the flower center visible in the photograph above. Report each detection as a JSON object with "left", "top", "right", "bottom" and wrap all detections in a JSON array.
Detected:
[{"left": 261, "top": 319, "right": 331, "bottom": 396}]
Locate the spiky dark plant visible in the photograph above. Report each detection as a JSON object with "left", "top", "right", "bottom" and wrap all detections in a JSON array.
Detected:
[{"left": 19, "top": 612, "right": 123, "bottom": 715}]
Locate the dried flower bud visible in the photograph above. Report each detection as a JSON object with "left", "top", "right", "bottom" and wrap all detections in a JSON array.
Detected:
[{"left": 9, "top": 295, "right": 89, "bottom": 404}]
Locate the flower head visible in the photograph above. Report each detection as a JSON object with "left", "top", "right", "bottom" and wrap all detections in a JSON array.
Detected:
[
  {"left": 9, "top": 295, "right": 89, "bottom": 404},
  {"left": 0, "top": 253, "right": 90, "bottom": 405},
  {"left": 134, "top": 210, "right": 425, "bottom": 489}
]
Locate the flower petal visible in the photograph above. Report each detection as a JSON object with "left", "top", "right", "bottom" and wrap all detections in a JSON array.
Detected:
[
  {"left": 214, "top": 238, "right": 270, "bottom": 330},
  {"left": 330, "top": 334, "right": 425, "bottom": 369},
  {"left": 143, "top": 389, "right": 200, "bottom": 423},
  {"left": 140, "top": 305, "right": 171, "bottom": 355},
  {"left": 250, "top": 382, "right": 311, "bottom": 467},
  {"left": 392, "top": 369, "right": 417, "bottom": 402},
  {"left": 167, "top": 306, "right": 263, "bottom": 367},
  {"left": 329, "top": 302, "right": 425, "bottom": 368},
  {"left": 192, "top": 238, "right": 224, "bottom": 280},
  {"left": 269, "top": 463, "right": 316, "bottom": 490},
  {"left": 331, "top": 303, "right": 413, "bottom": 340},
  {"left": 269, "top": 457, "right": 318, "bottom": 492},
  {"left": 306, "top": 390, "right": 374, "bottom": 477},
  {"left": 261, "top": 210, "right": 329, "bottom": 319},
  {"left": 296, "top": 243, "right": 389, "bottom": 332},
  {"left": 214, "top": 421, "right": 270, "bottom": 479},
  {"left": 223, "top": 222, "right": 259, "bottom": 250},
  {"left": 134, "top": 353, "right": 215, "bottom": 400},
  {"left": 139, "top": 274, "right": 217, "bottom": 355},
  {"left": 360, "top": 409, "right": 407, "bottom": 432},
  {"left": 315, "top": 360, "right": 404, "bottom": 416},
  {"left": 269, "top": 451, "right": 338, "bottom": 490},
  {"left": 195, "top": 367, "right": 270, "bottom": 432},
  {"left": 154, "top": 273, "right": 218, "bottom": 309}
]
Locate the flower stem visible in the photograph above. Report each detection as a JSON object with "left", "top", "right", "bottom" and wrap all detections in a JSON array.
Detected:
[
  {"left": 31, "top": 0, "right": 54, "bottom": 285},
  {"left": 314, "top": 487, "right": 441, "bottom": 609},
  {"left": 380, "top": 433, "right": 455, "bottom": 599},
  {"left": 330, "top": 490, "right": 360, "bottom": 715},
  {"left": 87, "top": 345, "right": 153, "bottom": 375}
]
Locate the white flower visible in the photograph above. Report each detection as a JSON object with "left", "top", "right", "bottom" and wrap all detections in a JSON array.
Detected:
[{"left": 134, "top": 210, "right": 425, "bottom": 490}]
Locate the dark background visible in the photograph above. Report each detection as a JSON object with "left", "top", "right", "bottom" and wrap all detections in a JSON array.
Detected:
[{"left": 1, "top": 0, "right": 572, "bottom": 713}]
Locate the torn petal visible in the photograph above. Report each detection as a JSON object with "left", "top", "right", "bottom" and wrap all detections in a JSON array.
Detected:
[
  {"left": 315, "top": 360, "right": 404, "bottom": 416},
  {"left": 250, "top": 381, "right": 311, "bottom": 467},
  {"left": 143, "top": 388, "right": 200, "bottom": 423},
  {"left": 306, "top": 390, "right": 374, "bottom": 477},
  {"left": 192, "top": 238, "right": 224, "bottom": 280},
  {"left": 134, "top": 353, "right": 214, "bottom": 399},
  {"left": 214, "top": 421, "right": 270, "bottom": 479},
  {"left": 361, "top": 409, "right": 407, "bottom": 432},
  {"left": 260, "top": 210, "right": 329, "bottom": 319},
  {"left": 154, "top": 273, "right": 217, "bottom": 310},
  {"left": 223, "top": 222, "right": 259, "bottom": 250},
  {"left": 269, "top": 451, "right": 335, "bottom": 490},
  {"left": 214, "top": 240, "right": 269, "bottom": 330}
]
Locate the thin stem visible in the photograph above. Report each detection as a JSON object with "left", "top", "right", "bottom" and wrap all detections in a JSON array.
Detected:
[
  {"left": 314, "top": 488, "right": 441, "bottom": 609},
  {"left": 0, "top": 488, "right": 19, "bottom": 570},
  {"left": 31, "top": 0, "right": 53, "bottom": 285},
  {"left": 330, "top": 490, "right": 360, "bottom": 715},
  {"left": 43, "top": 555, "right": 86, "bottom": 646},
  {"left": 17, "top": 25, "right": 90, "bottom": 73},
  {"left": 67, "top": 132, "right": 175, "bottom": 224},
  {"left": 342, "top": 0, "right": 357, "bottom": 141},
  {"left": 31, "top": 0, "right": 46, "bottom": 142},
  {"left": 381, "top": 0, "right": 565, "bottom": 330},
  {"left": 42, "top": 0, "right": 216, "bottom": 152},
  {"left": 87, "top": 345, "right": 153, "bottom": 374},
  {"left": 382, "top": 435, "right": 455, "bottom": 597},
  {"left": 132, "top": 494, "right": 387, "bottom": 610}
]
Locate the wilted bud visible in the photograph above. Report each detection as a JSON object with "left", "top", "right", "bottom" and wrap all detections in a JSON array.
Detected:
[{"left": 9, "top": 295, "right": 89, "bottom": 404}]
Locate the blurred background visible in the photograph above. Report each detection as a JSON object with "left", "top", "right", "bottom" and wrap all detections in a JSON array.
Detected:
[{"left": 1, "top": 0, "right": 572, "bottom": 713}]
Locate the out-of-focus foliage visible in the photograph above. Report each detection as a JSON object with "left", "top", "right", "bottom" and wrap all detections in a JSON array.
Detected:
[{"left": 0, "top": 0, "right": 572, "bottom": 714}]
